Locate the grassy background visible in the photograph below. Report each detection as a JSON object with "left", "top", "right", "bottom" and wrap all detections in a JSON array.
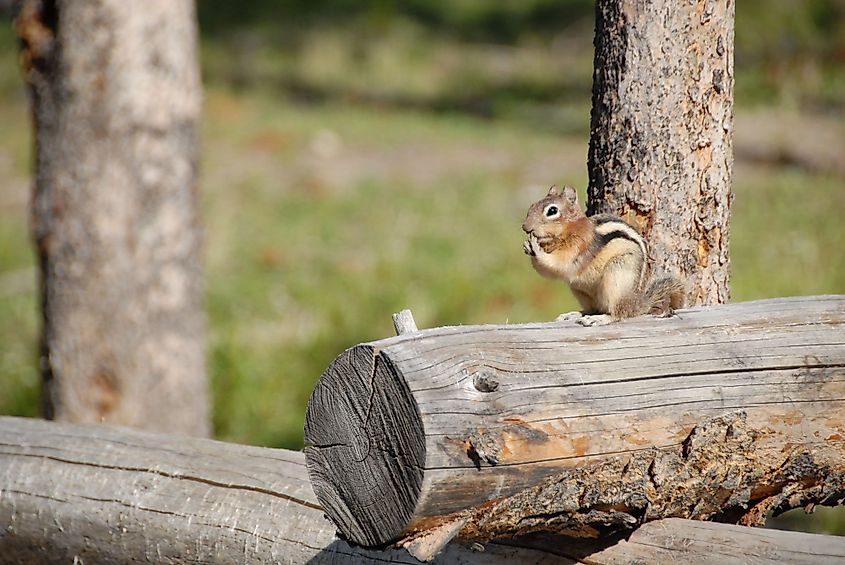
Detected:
[{"left": 0, "top": 0, "right": 843, "bottom": 533}]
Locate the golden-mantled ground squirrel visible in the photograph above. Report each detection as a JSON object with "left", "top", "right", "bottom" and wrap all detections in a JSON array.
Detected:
[{"left": 522, "top": 185, "right": 684, "bottom": 326}]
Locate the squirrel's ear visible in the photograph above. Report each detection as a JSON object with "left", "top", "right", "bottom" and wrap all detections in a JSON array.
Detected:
[
  {"left": 562, "top": 185, "right": 578, "bottom": 203},
  {"left": 547, "top": 185, "right": 561, "bottom": 197}
]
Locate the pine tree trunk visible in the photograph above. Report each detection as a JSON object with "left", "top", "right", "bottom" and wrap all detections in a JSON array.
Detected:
[
  {"left": 17, "top": 0, "right": 210, "bottom": 436},
  {"left": 587, "top": 0, "right": 734, "bottom": 305}
]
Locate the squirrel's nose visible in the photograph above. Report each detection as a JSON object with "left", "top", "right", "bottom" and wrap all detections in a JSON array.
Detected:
[{"left": 521, "top": 221, "right": 531, "bottom": 233}]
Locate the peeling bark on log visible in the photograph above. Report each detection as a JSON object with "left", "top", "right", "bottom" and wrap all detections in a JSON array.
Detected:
[
  {"left": 0, "top": 417, "right": 566, "bottom": 564},
  {"left": 457, "top": 410, "right": 844, "bottom": 544},
  {"left": 588, "top": 0, "right": 734, "bottom": 306},
  {"left": 304, "top": 295, "right": 845, "bottom": 546},
  {"left": 17, "top": 0, "right": 209, "bottom": 434}
]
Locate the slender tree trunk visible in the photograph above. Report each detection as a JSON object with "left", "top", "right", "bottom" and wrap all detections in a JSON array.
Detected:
[
  {"left": 588, "top": 0, "right": 734, "bottom": 305},
  {"left": 16, "top": 0, "right": 210, "bottom": 436}
]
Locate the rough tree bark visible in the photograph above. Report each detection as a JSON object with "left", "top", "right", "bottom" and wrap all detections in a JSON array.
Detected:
[
  {"left": 304, "top": 296, "right": 845, "bottom": 547},
  {"left": 588, "top": 0, "right": 734, "bottom": 306},
  {"left": 16, "top": 0, "right": 209, "bottom": 435}
]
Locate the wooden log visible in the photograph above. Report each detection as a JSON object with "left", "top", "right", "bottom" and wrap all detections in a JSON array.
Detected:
[
  {"left": 2, "top": 417, "right": 842, "bottom": 563},
  {"left": 303, "top": 295, "right": 845, "bottom": 546},
  {"left": 518, "top": 518, "right": 845, "bottom": 564},
  {"left": 595, "top": 518, "right": 845, "bottom": 564},
  {"left": 0, "top": 416, "right": 565, "bottom": 564}
]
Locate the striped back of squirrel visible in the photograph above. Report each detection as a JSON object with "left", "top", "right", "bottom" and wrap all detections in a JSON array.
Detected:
[{"left": 590, "top": 214, "right": 649, "bottom": 290}]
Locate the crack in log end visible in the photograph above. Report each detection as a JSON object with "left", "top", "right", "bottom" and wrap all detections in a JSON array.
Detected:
[
  {"left": 458, "top": 411, "right": 845, "bottom": 544},
  {"left": 304, "top": 346, "right": 425, "bottom": 547}
]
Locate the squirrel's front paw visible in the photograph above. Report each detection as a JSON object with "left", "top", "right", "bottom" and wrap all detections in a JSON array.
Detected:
[
  {"left": 523, "top": 239, "right": 535, "bottom": 257},
  {"left": 577, "top": 314, "right": 613, "bottom": 327}
]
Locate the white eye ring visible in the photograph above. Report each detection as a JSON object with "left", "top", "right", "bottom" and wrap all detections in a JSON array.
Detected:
[{"left": 543, "top": 204, "right": 560, "bottom": 218}]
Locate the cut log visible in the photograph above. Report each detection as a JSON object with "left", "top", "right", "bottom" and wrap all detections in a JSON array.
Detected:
[
  {"left": 303, "top": 295, "right": 845, "bottom": 546},
  {"left": 2, "top": 417, "right": 842, "bottom": 563},
  {"left": 0, "top": 416, "right": 565, "bottom": 564}
]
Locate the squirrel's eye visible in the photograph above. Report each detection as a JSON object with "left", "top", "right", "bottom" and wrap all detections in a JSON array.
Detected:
[{"left": 545, "top": 206, "right": 559, "bottom": 217}]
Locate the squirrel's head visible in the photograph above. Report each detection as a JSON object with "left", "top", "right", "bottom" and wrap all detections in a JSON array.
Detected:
[{"left": 522, "top": 185, "right": 584, "bottom": 236}]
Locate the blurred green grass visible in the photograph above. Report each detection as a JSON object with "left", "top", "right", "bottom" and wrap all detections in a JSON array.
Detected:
[
  {"left": 200, "top": 88, "right": 589, "bottom": 446},
  {"left": 0, "top": 5, "right": 843, "bottom": 535},
  {"left": 2, "top": 82, "right": 842, "bottom": 445}
]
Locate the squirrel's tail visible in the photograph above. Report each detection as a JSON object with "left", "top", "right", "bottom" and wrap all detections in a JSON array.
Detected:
[
  {"left": 642, "top": 275, "right": 685, "bottom": 317},
  {"left": 611, "top": 275, "right": 685, "bottom": 320}
]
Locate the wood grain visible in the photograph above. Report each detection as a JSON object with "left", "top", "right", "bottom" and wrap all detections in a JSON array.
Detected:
[
  {"left": 515, "top": 518, "right": 845, "bottom": 564},
  {"left": 304, "top": 296, "right": 845, "bottom": 545},
  {"left": 587, "top": 518, "right": 845, "bottom": 564},
  {"left": 1, "top": 417, "right": 841, "bottom": 563},
  {"left": 393, "top": 309, "right": 419, "bottom": 335},
  {"left": 0, "top": 417, "right": 564, "bottom": 564}
]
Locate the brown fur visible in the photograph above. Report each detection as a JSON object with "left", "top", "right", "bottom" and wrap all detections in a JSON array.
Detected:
[{"left": 523, "top": 185, "right": 685, "bottom": 321}]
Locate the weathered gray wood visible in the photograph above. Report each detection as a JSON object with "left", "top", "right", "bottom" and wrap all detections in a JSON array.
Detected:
[
  {"left": 2, "top": 418, "right": 842, "bottom": 564},
  {"left": 588, "top": 0, "right": 734, "bottom": 306},
  {"left": 514, "top": 518, "right": 845, "bottom": 564},
  {"left": 587, "top": 518, "right": 845, "bottom": 565},
  {"left": 304, "top": 295, "right": 845, "bottom": 546},
  {"left": 393, "top": 309, "right": 419, "bottom": 335},
  {"left": 17, "top": 0, "right": 209, "bottom": 434},
  {"left": 0, "top": 416, "right": 566, "bottom": 564}
]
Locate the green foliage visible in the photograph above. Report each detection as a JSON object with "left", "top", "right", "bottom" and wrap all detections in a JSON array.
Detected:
[
  {"left": 198, "top": 0, "right": 594, "bottom": 42},
  {"left": 736, "top": 0, "right": 844, "bottom": 62},
  {"left": 732, "top": 169, "right": 845, "bottom": 300},
  {"left": 0, "top": 45, "right": 37, "bottom": 418},
  {"left": 734, "top": 0, "right": 845, "bottom": 107},
  {"left": 199, "top": 20, "right": 595, "bottom": 136},
  {"left": 0, "top": 27, "right": 23, "bottom": 100},
  {"left": 198, "top": 0, "right": 845, "bottom": 114},
  {"left": 198, "top": 90, "right": 585, "bottom": 447},
  {"left": 767, "top": 506, "right": 845, "bottom": 536}
]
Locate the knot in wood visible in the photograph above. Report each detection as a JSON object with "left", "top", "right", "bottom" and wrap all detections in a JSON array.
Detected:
[{"left": 472, "top": 371, "right": 499, "bottom": 393}]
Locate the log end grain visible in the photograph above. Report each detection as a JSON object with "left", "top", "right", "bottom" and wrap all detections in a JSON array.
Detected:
[{"left": 304, "top": 344, "right": 425, "bottom": 546}]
